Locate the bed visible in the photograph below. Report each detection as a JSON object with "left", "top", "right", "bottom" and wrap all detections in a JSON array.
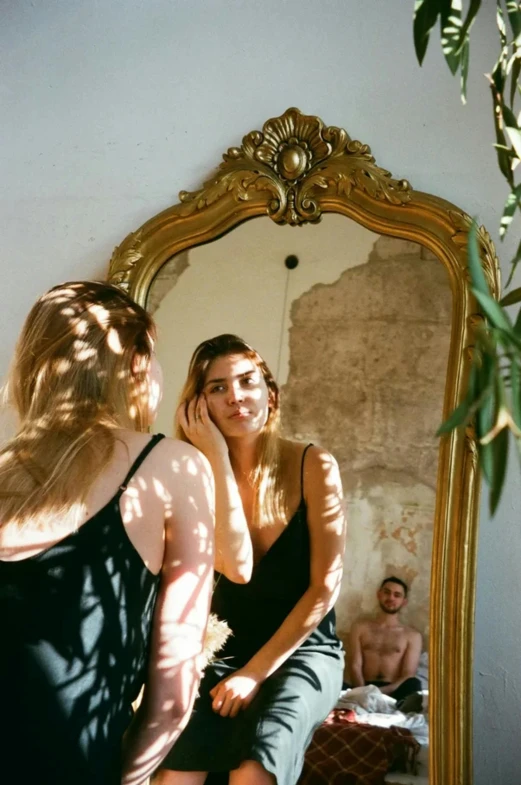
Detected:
[{"left": 299, "top": 686, "right": 429, "bottom": 785}]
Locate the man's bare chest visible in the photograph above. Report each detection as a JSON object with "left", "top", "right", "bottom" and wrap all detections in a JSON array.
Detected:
[{"left": 361, "top": 628, "right": 407, "bottom": 657}]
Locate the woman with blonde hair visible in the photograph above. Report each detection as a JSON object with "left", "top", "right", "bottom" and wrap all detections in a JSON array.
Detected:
[
  {"left": 0, "top": 281, "right": 214, "bottom": 785},
  {"left": 156, "top": 334, "right": 346, "bottom": 785}
]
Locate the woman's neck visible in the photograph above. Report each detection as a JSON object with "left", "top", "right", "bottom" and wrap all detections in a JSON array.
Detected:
[{"left": 227, "top": 435, "right": 261, "bottom": 479}]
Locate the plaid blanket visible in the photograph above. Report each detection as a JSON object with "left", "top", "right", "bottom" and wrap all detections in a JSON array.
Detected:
[{"left": 299, "top": 709, "right": 420, "bottom": 785}]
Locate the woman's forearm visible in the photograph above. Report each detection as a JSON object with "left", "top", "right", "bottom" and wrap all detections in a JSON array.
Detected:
[
  {"left": 210, "top": 452, "right": 253, "bottom": 582},
  {"left": 120, "top": 702, "right": 187, "bottom": 785},
  {"left": 244, "top": 585, "right": 337, "bottom": 680}
]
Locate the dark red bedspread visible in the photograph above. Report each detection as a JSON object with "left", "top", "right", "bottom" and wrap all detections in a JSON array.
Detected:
[{"left": 299, "top": 709, "right": 420, "bottom": 785}]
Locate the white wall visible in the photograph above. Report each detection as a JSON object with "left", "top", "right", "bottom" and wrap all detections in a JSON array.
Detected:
[
  {"left": 2, "top": 1, "right": 520, "bottom": 781},
  {"left": 152, "top": 214, "right": 376, "bottom": 434}
]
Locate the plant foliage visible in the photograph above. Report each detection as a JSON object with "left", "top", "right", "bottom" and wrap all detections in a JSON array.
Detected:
[{"left": 413, "top": 1, "right": 521, "bottom": 513}]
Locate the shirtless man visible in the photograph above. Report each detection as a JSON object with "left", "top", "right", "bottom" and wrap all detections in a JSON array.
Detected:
[{"left": 347, "top": 577, "right": 423, "bottom": 704}]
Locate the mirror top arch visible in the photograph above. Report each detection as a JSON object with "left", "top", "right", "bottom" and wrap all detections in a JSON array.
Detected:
[{"left": 108, "top": 106, "right": 499, "bottom": 307}]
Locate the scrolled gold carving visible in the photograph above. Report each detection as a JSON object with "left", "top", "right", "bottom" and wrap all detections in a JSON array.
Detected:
[
  {"left": 449, "top": 210, "right": 501, "bottom": 299},
  {"left": 465, "top": 424, "right": 479, "bottom": 469},
  {"left": 174, "top": 107, "right": 411, "bottom": 226},
  {"left": 108, "top": 230, "right": 144, "bottom": 292}
]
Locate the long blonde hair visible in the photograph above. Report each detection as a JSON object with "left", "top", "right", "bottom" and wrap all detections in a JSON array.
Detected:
[
  {"left": 177, "top": 334, "right": 285, "bottom": 525},
  {"left": 0, "top": 281, "right": 156, "bottom": 530}
]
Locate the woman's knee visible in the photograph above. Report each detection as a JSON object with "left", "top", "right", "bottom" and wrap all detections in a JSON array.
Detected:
[
  {"left": 153, "top": 770, "right": 208, "bottom": 785},
  {"left": 230, "top": 760, "right": 275, "bottom": 785}
]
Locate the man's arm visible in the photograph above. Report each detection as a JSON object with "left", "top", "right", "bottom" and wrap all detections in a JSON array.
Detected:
[
  {"left": 378, "top": 630, "right": 422, "bottom": 696},
  {"left": 348, "top": 621, "right": 365, "bottom": 687}
]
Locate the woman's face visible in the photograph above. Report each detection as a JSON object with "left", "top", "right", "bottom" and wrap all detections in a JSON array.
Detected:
[{"left": 203, "top": 353, "right": 271, "bottom": 438}]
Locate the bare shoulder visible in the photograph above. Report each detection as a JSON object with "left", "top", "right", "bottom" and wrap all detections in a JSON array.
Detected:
[
  {"left": 281, "top": 439, "right": 338, "bottom": 471},
  {"left": 285, "top": 441, "right": 340, "bottom": 482},
  {"left": 302, "top": 443, "right": 338, "bottom": 468},
  {"left": 146, "top": 436, "right": 212, "bottom": 478},
  {"left": 405, "top": 625, "right": 423, "bottom": 644},
  {"left": 116, "top": 431, "right": 212, "bottom": 492}
]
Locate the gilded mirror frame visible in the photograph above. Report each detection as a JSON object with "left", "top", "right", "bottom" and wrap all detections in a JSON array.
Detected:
[{"left": 108, "top": 108, "right": 501, "bottom": 785}]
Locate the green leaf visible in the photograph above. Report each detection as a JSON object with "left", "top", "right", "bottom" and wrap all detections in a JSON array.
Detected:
[
  {"left": 491, "top": 1, "right": 508, "bottom": 98},
  {"left": 436, "top": 399, "right": 472, "bottom": 435},
  {"left": 476, "top": 381, "right": 497, "bottom": 483},
  {"left": 495, "top": 326, "right": 521, "bottom": 352},
  {"left": 437, "top": 358, "right": 477, "bottom": 436},
  {"left": 459, "top": 0, "right": 482, "bottom": 43},
  {"left": 509, "top": 53, "right": 521, "bottom": 106},
  {"left": 503, "top": 104, "right": 521, "bottom": 160},
  {"left": 436, "top": 351, "right": 497, "bottom": 437},
  {"left": 413, "top": 0, "right": 442, "bottom": 65},
  {"left": 505, "top": 237, "right": 521, "bottom": 288},
  {"left": 506, "top": 0, "right": 521, "bottom": 40},
  {"left": 476, "top": 347, "right": 495, "bottom": 398},
  {"left": 488, "top": 423, "right": 509, "bottom": 515},
  {"left": 511, "top": 357, "right": 521, "bottom": 430},
  {"left": 497, "top": 0, "right": 507, "bottom": 44},
  {"left": 500, "top": 286, "right": 521, "bottom": 307},
  {"left": 492, "top": 143, "right": 514, "bottom": 153},
  {"left": 500, "top": 185, "right": 521, "bottom": 239},
  {"left": 506, "top": 127, "right": 521, "bottom": 160},
  {"left": 440, "top": 0, "right": 463, "bottom": 75},
  {"left": 514, "top": 303, "right": 521, "bottom": 334},
  {"left": 472, "top": 288, "right": 514, "bottom": 332},
  {"left": 467, "top": 221, "right": 490, "bottom": 295},
  {"left": 467, "top": 353, "right": 480, "bottom": 402},
  {"left": 489, "top": 82, "right": 514, "bottom": 184},
  {"left": 491, "top": 56, "right": 506, "bottom": 95},
  {"left": 460, "top": 37, "right": 470, "bottom": 102}
]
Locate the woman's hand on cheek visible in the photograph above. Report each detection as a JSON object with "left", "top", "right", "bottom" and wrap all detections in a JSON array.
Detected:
[
  {"left": 176, "top": 396, "right": 228, "bottom": 460},
  {"left": 209, "top": 670, "right": 261, "bottom": 718}
]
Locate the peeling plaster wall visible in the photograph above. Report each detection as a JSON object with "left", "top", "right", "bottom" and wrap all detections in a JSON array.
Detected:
[
  {"left": 147, "top": 250, "right": 189, "bottom": 315},
  {"left": 153, "top": 223, "right": 452, "bottom": 661},
  {"left": 281, "top": 237, "right": 452, "bottom": 655},
  {"left": 153, "top": 215, "right": 375, "bottom": 434}
]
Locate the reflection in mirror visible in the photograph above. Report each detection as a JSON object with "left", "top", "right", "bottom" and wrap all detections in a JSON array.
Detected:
[{"left": 149, "top": 213, "right": 452, "bottom": 783}]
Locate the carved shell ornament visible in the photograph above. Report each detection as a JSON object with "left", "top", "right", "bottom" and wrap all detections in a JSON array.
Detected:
[
  {"left": 108, "top": 108, "right": 416, "bottom": 289},
  {"left": 175, "top": 107, "right": 412, "bottom": 225}
]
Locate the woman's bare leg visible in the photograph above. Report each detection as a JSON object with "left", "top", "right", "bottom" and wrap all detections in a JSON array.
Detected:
[
  {"left": 153, "top": 771, "right": 208, "bottom": 785},
  {"left": 229, "top": 760, "right": 275, "bottom": 785}
]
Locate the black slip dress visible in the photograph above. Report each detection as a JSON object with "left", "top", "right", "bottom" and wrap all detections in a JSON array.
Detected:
[
  {"left": 0, "top": 434, "right": 165, "bottom": 785},
  {"left": 162, "top": 444, "right": 344, "bottom": 785}
]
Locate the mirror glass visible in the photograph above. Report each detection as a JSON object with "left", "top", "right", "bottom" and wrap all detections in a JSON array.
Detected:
[{"left": 149, "top": 213, "right": 452, "bottom": 782}]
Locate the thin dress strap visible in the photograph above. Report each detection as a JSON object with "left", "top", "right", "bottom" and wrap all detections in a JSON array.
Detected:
[
  {"left": 300, "top": 443, "right": 313, "bottom": 501},
  {"left": 118, "top": 433, "right": 166, "bottom": 494}
]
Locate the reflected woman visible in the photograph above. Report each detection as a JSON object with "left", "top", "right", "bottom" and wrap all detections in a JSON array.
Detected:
[
  {"left": 0, "top": 281, "right": 214, "bottom": 785},
  {"left": 156, "top": 334, "right": 346, "bottom": 785}
]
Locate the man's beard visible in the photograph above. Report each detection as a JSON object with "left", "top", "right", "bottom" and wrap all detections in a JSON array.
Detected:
[{"left": 379, "top": 602, "right": 400, "bottom": 614}]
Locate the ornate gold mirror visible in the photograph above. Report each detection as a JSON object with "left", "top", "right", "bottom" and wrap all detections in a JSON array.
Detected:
[{"left": 108, "top": 108, "right": 500, "bottom": 785}]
